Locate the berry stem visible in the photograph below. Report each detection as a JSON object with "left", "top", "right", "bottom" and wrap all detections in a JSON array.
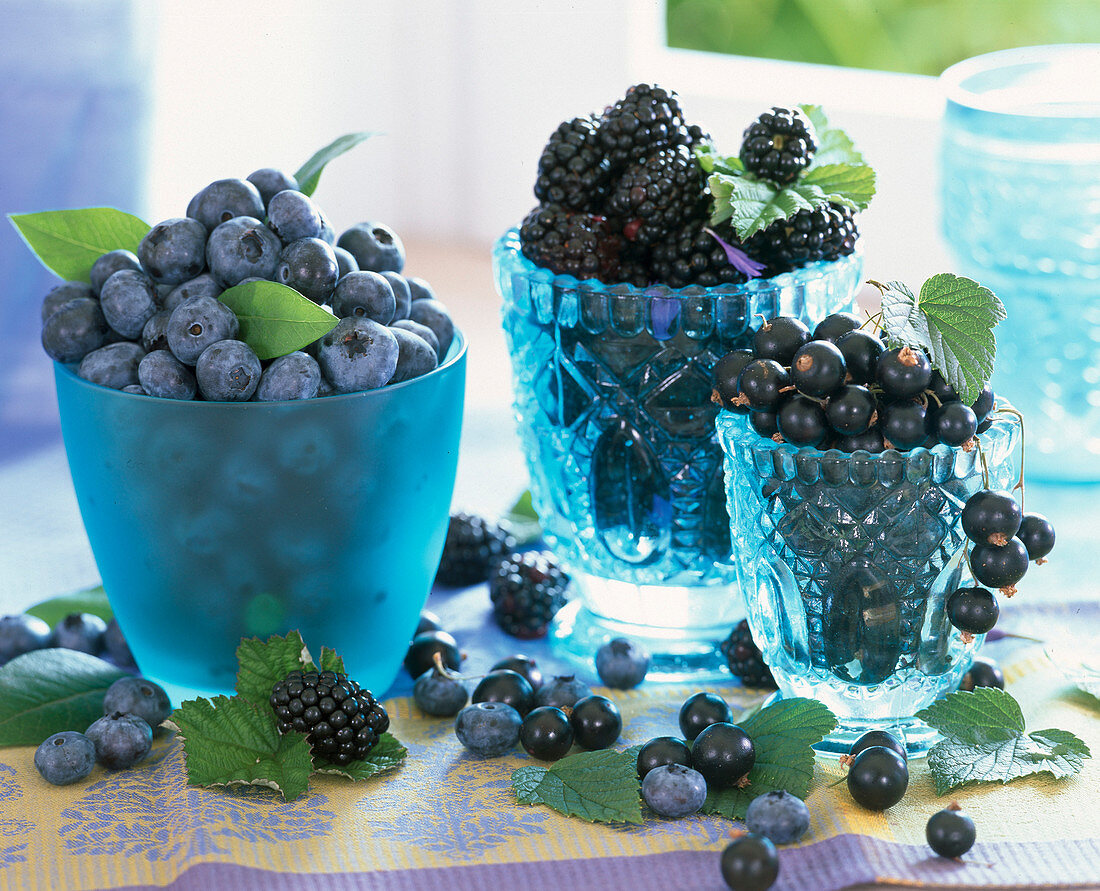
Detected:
[{"left": 994, "top": 405, "right": 1027, "bottom": 510}]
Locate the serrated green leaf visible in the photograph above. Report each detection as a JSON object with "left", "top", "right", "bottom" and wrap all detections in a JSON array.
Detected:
[
  {"left": 878, "top": 280, "right": 926, "bottom": 349},
  {"left": 916, "top": 273, "right": 1006, "bottom": 404},
  {"left": 515, "top": 749, "right": 642, "bottom": 823},
  {"left": 800, "top": 163, "right": 876, "bottom": 210},
  {"left": 25, "top": 584, "right": 112, "bottom": 626},
  {"left": 511, "top": 764, "right": 548, "bottom": 804},
  {"left": 173, "top": 695, "right": 313, "bottom": 800},
  {"left": 316, "top": 647, "right": 346, "bottom": 675},
  {"left": 702, "top": 698, "right": 836, "bottom": 819},
  {"left": 235, "top": 631, "right": 312, "bottom": 707},
  {"left": 312, "top": 732, "right": 407, "bottom": 779},
  {"left": 799, "top": 104, "right": 867, "bottom": 169},
  {"left": 218, "top": 280, "right": 339, "bottom": 360},
  {"left": 695, "top": 143, "right": 743, "bottom": 176},
  {"left": 709, "top": 175, "right": 824, "bottom": 239},
  {"left": 8, "top": 208, "right": 150, "bottom": 282},
  {"left": 916, "top": 687, "right": 1023, "bottom": 744},
  {"left": 294, "top": 131, "right": 376, "bottom": 196},
  {"left": 0, "top": 650, "right": 128, "bottom": 747},
  {"left": 500, "top": 489, "right": 542, "bottom": 546}
]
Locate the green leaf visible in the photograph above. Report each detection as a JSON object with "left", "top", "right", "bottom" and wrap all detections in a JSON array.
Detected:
[
  {"left": 311, "top": 732, "right": 407, "bottom": 779},
  {"left": 916, "top": 273, "right": 1006, "bottom": 404},
  {"left": 218, "top": 280, "right": 339, "bottom": 360},
  {"left": 800, "top": 104, "right": 867, "bottom": 170},
  {"left": 0, "top": 650, "right": 127, "bottom": 746},
  {"left": 799, "top": 163, "right": 876, "bottom": 210},
  {"left": 702, "top": 698, "right": 837, "bottom": 820},
  {"left": 316, "top": 647, "right": 346, "bottom": 675},
  {"left": 512, "top": 749, "right": 643, "bottom": 823},
  {"left": 878, "top": 280, "right": 926, "bottom": 349},
  {"left": 512, "top": 764, "right": 548, "bottom": 804},
  {"left": 294, "top": 131, "right": 376, "bottom": 197},
  {"left": 172, "top": 695, "right": 314, "bottom": 801},
  {"left": 235, "top": 631, "right": 312, "bottom": 708},
  {"left": 694, "top": 143, "right": 743, "bottom": 176},
  {"left": 8, "top": 208, "right": 149, "bottom": 282},
  {"left": 500, "top": 490, "right": 542, "bottom": 546},
  {"left": 916, "top": 686, "right": 1022, "bottom": 744},
  {"left": 709, "top": 175, "right": 824, "bottom": 239},
  {"left": 25, "top": 584, "right": 112, "bottom": 626}
]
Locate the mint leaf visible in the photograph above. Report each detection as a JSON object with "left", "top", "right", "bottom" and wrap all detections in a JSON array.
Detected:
[
  {"left": 9, "top": 208, "right": 150, "bottom": 282},
  {"left": 312, "top": 732, "right": 407, "bottom": 779},
  {"left": 917, "top": 687, "right": 1091, "bottom": 794},
  {"left": 0, "top": 650, "right": 127, "bottom": 746},
  {"left": 800, "top": 163, "right": 876, "bottom": 210},
  {"left": 512, "top": 764, "right": 548, "bottom": 804},
  {"left": 702, "top": 698, "right": 836, "bottom": 820},
  {"left": 25, "top": 584, "right": 112, "bottom": 626},
  {"left": 173, "top": 695, "right": 314, "bottom": 801},
  {"left": 916, "top": 273, "right": 1006, "bottom": 404},
  {"left": 218, "top": 280, "right": 339, "bottom": 361},
  {"left": 512, "top": 749, "right": 643, "bottom": 823},
  {"left": 294, "top": 131, "right": 376, "bottom": 196},
  {"left": 500, "top": 489, "right": 542, "bottom": 546},
  {"left": 709, "top": 175, "right": 822, "bottom": 239},
  {"left": 235, "top": 631, "right": 312, "bottom": 707}
]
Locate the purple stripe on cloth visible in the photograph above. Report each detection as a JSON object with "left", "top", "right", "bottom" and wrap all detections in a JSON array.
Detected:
[{"left": 114, "top": 834, "right": 1100, "bottom": 891}]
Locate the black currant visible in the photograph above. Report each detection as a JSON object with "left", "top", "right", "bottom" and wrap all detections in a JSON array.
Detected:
[
  {"left": 835, "top": 427, "right": 885, "bottom": 453},
  {"left": 790, "top": 340, "right": 847, "bottom": 397},
  {"left": 813, "top": 311, "right": 862, "bottom": 343},
  {"left": 519, "top": 706, "right": 574, "bottom": 761},
  {"left": 471, "top": 669, "right": 536, "bottom": 717},
  {"left": 691, "top": 722, "right": 756, "bottom": 789},
  {"left": 926, "top": 805, "right": 976, "bottom": 858},
  {"left": 750, "top": 408, "right": 780, "bottom": 439},
  {"left": 849, "top": 730, "right": 906, "bottom": 764},
  {"left": 933, "top": 401, "right": 978, "bottom": 447},
  {"left": 846, "top": 745, "right": 908, "bottom": 811},
  {"left": 970, "top": 539, "right": 1029, "bottom": 589},
  {"left": 415, "top": 610, "right": 444, "bottom": 636},
  {"left": 961, "top": 489, "right": 1022, "bottom": 546},
  {"left": 738, "top": 359, "right": 791, "bottom": 412},
  {"left": 753, "top": 315, "right": 810, "bottom": 364},
  {"left": 1017, "top": 513, "right": 1056, "bottom": 561},
  {"left": 826, "top": 384, "right": 875, "bottom": 435},
  {"left": 927, "top": 370, "right": 959, "bottom": 404},
  {"left": 490, "top": 655, "right": 544, "bottom": 691},
  {"left": 678, "top": 692, "right": 734, "bottom": 740},
  {"left": 404, "top": 630, "right": 461, "bottom": 677},
  {"left": 713, "top": 349, "right": 756, "bottom": 412},
  {"left": 720, "top": 833, "right": 779, "bottom": 891},
  {"left": 970, "top": 383, "right": 995, "bottom": 422},
  {"left": 570, "top": 694, "right": 621, "bottom": 749},
  {"left": 835, "top": 329, "right": 884, "bottom": 384},
  {"left": 876, "top": 346, "right": 932, "bottom": 399},
  {"left": 960, "top": 656, "right": 1004, "bottom": 691},
  {"left": 881, "top": 401, "right": 927, "bottom": 450},
  {"left": 778, "top": 395, "right": 828, "bottom": 446},
  {"left": 636, "top": 735, "right": 692, "bottom": 780},
  {"left": 946, "top": 586, "right": 999, "bottom": 634}
]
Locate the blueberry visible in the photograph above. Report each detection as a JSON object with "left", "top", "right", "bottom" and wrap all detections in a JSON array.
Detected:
[
  {"left": 138, "top": 217, "right": 207, "bottom": 285},
  {"left": 520, "top": 706, "right": 574, "bottom": 761},
  {"left": 41, "top": 297, "right": 110, "bottom": 363},
  {"left": 637, "top": 736, "right": 692, "bottom": 780},
  {"left": 595, "top": 637, "right": 650, "bottom": 689},
  {"left": 275, "top": 237, "right": 339, "bottom": 304},
  {"left": 103, "top": 618, "right": 136, "bottom": 668},
  {"left": 255, "top": 351, "right": 321, "bottom": 401},
  {"left": 42, "top": 281, "right": 95, "bottom": 323},
  {"left": 102, "top": 676, "right": 172, "bottom": 727},
  {"left": 678, "top": 692, "right": 733, "bottom": 741},
  {"left": 138, "top": 349, "right": 197, "bottom": 400},
  {"left": 166, "top": 296, "right": 240, "bottom": 364},
  {"left": 692, "top": 722, "right": 755, "bottom": 789},
  {"left": 333, "top": 246, "right": 359, "bottom": 279},
  {"left": 246, "top": 167, "right": 299, "bottom": 208},
  {"left": 195, "top": 339, "right": 261, "bottom": 401},
  {"left": 407, "top": 276, "right": 435, "bottom": 302},
  {"left": 34, "top": 731, "right": 96, "bottom": 785},
  {"left": 52, "top": 612, "right": 107, "bottom": 654},
  {"left": 267, "top": 189, "right": 324, "bottom": 244},
  {"left": 745, "top": 790, "right": 810, "bottom": 844},
  {"left": 85, "top": 711, "right": 153, "bottom": 769},
  {"left": 206, "top": 216, "right": 282, "bottom": 286},
  {"left": 316, "top": 317, "right": 399, "bottom": 393},
  {"left": 78, "top": 342, "right": 145, "bottom": 389},
  {"left": 186, "top": 177, "right": 264, "bottom": 231},
  {"left": 99, "top": 269, "right": 158, "bottom": 339},
  {"left": 90, "top": 249, "right": 142, "bottom": 295},
  {"left": 720, "top": 833, "right": 779, "bottom": 891},
  {"left": 413, "top": 666, "right": 468, "bottom": 717},
  {"left": 389, "top": 326, "right": 438, "bottom": 384},
  {"left": 331, "top": 271, "right": 396, "bottom": 324},
  {"left": 141, "top": 310, "right": 173, "bottom": 353},
  {"left": 535, "top": 674, "right": 591, "bottom": 709},
  {"left": 0, "top": 614, "right": 51, "bottom": 662},
  {"left": 318, "top": 215, "right": 336, "bottom": 246},
  {"left": 472, "top": 669, "right": 536, "bottom": 717},
  {"left": 404, "top": 630, "right": 461, "bottom": 677},
  {"left": 489, "top": 655, "right": 543, "bottom": 691},
  {"left": 392, "top": 318, "right": 440, "bottom": 358},
  {"left": 454, "top": 701, "right": 521, "bottom": 757},
  {"left": 381, "top": 272, "right": 412, "bottom": 321},
  {"left": 337, "top": 222, "right": 405, "bottom": 273},
  {"left": 122, "top": 384, "right": 146, "bottom": 395},
  {"left": 641, "top": 763, "right": 707, "bottom": 818},
  {"left": 408, "top": 298, "right": 455, "bottom": 357},
  {"left": 163, "top": 273, "right": 223, "bottom": 312},
  {"left": 570, "top": 694, "right": 621, "bottom": 749}
]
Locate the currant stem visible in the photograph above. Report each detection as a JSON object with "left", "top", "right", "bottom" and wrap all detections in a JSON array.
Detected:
[{"left": 993, "top": 404, "right": 1027, "bottom": 511}]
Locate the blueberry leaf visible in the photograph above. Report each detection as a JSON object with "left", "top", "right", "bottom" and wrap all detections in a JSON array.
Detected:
[
  {"left": 8, "top": 208, "right": 149, "bottom": 282},
  {"left": 172, "top": 694, "right": 314, "bottom": 801},
  {"left": 218, "top": 280, "right": 338, "bottom": 361},
  {"left": 311, "top": 732, "right": 407, "bottom": 779},
  {"left": 235, "top": 631, "right": 313, "bottom": 708},
  {"left": 25, "top": 584, "right": 112, "bottom": 626},
  {"left": 294, "top": 131, "right": 376, "bottom": 197},
  {"left": 701, "top": 697, "right": 836, "bottom": 820},
  {"left": 0, "top": 649, "right": 127, "bottom": 747},
  {"left": 511, "top": 749, "right": 643, "bottom": 823}
]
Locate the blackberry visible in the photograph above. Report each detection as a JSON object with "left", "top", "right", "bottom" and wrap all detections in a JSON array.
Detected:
[
  {"left": 598, "top": 83, "right": 691, "bottom": 171},
  {"left": 519, "top": 204, "right": 622, "bottom": 281},
  {"left": 435, "top": 512, "right": 516, "bottom": 587},
  {"left": 605, "top": 144, "right": 708, "bottom": 246},
  {"left": 740, "top": 106, "right": 817, "bottom": 186},
  {"left": 649, "top": 219, "right": 747, "bottom": 288},
  {"left": 489, "top": 551, "right": 569, "bottom": 638},
  {"left": 821, "top": 203, "right": 859, "bottom": 259},
  {"left": 270, "top": 669, "right": 389, "bottom": 765},
  {"left": 534, "top": 115, "right": 612, "bottom": 212},
  {"left": 721, "top": 619, "right": 776, "bottom": 689},
  {"left": 746, "top": 204, "right": 854, "bottom": 275}
]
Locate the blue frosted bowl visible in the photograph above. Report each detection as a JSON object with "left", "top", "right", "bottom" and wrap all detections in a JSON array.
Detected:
[{"left": 54, "top": 333, "right": 466, "bottom": 703}]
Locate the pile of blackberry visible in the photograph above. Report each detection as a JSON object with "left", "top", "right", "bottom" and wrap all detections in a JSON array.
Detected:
[
  {"left": 489, "top": 551, "right": 570, "bottom": 639},
  {"left": 435, "top": 512, "right": 516, "bottom": 588},
  {"left": 721, "top": 620, "right": 776, "bottom": 689}
]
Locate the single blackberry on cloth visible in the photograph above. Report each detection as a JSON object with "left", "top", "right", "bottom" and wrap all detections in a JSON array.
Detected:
[
  {"left": 489, "top": 551, "right": 570, "bottom": 639},
  {"left": 534, "top": 115, "right": 613, "bottom": 212},
  {"left": 598, "top": 83, "right": 692, "bottom": 171},
  {"left": 519, "top": 204, "right": 623, "bottom": 280},
  {"left": 605, "top": 144, "right": 709, "bottom": 246},
  {"left": 270, "top": 669, "right": 389, "bottom": 765},
  {"left": 435, "top": 512, "right": 515, "bottom": 587},
  {"left": 739, "top": 106, "right": 817, "bottom": 185},
  {"left": 721, "top": 619, "right": 776, "bottom": 688}
]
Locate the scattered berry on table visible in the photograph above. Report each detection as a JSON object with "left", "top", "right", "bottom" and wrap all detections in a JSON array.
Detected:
[
  {"left": 519, "top": 706, "right": 574, "bottom": 761},
  {"left": 721, "top": 620, "right": 776, "bottom": 689},
  {"left": 413, "top": 665, "right": 468, "bottom": 718},
  {"left": 595, "top": 637, "right": 650, "bottom": 689},
  {"left": 0, "top": 614, "right": 52, "bottom": 662},
  {"left": 454, "top": 701, "right": 522, "bottom": 758},
  {"left": 848, "top": 730, "right": 906, "bottom": 764},
  {"left": 34, "top": 731, "right": 97, "bottom": 786},
  {"left": 745, "top": 790, "right": 811, "bottom": 845},
  {"left": 641, "top": 763, "right": 707, "bottom": 818},
  {"left": 739, "top": 106, "right": 817, "bottom": 186},
  {"left": 51, "top": 612, "right": 107, "bottom": 655},
  {"left": 720, "top": 832, "right": 779, "bottom": 891},
  {"left": 404, "top": 630, "right": 462, "bottom": 678},
  {"left": 636, "top": 736, "right": 693, "bottom": 780},
  {"left": 489, "top": 551, "right": 569, "bottom": 639},
  {"left": 959, "top": 656, "right": 1004, "bottom": 691},
  {"left": 85, "top": 712, "right": 153, "bottom": 770},
  {"left": 435, "top": 513, "right": 515, "bottom": 588},
  {"left": 569, "top": 694, "right": 622, "bottom": 750},
  {"left": 103, "top": 617, "right": 136, "bottom": 668},
  {"left": 535, "top": 674, "right": 592, "bottom": 710},
  {"left": 926, "top": 803, "right": 977, "bottom": 858},
  {"left": 690, "top": 722, "right": 755, "bottom": 789},
  {"left": 846, "top": 745, "right": 909, "bottom": 811},
  {"left": 678, "top": 691, "right": 733, "bottom": 740},
  {"left": 471, "top": 669, "right": 536, "bottom": 717},
  {"left": 491, "top": 655, "right": 544, "bottom": 691},
  {"left": 102, "top": 676, "right": 172, "bottom": 728},
  {"left": 946, "top": 587, "right": 1000, "bottom": 635}
]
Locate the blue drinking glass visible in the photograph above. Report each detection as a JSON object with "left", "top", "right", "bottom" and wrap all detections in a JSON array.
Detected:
[
  {"left": 54, "top": 335, "right": 466, "bottom": 705},
  {"left": 941, "top": 45, "right": 1100, "bottom": 483},
  {"left": 717, "top": 406, "right": 1020, "bottom": 756},
  {"left": 495, "top": 229, "right": 863, "bottom": 680}
]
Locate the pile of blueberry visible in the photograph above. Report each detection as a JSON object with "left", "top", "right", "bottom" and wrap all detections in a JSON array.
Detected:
[
  {"left": 0, "top": 611, "right": 135, "bottom": 670},
  {"left": 34, "top": 676, "right": 171, "bottom": 785},
  {"left": 40, "top": 172, "right": 455, "bottom": 400}
]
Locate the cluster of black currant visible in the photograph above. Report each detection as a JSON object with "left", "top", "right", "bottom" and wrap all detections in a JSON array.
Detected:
[{"left": 712, "top": 311, "right": 995, "bottom": 452}]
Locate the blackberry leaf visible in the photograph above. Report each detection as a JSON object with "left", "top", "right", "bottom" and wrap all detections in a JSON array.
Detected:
[
  {"left": 694, "top": 143, "right": 744, "bottom": 176},
  {"left": 709, "top": 175, "right": 824, "bottom": 239},
  {"left": 800, "top": 163, "right": 876, "bottom": 211},
  {"left": 311, "top": 732, "right": 407, "bottom": 779},
  {"left": 511, "top": 749, "right": 643, "bottom": 823},
  {"left": 9, "top": 208, "right": 149, "bottom": 282},
  {"left": 317, "top": 646, "right": 346, "bottom": 675},
  {"left": 799, "top": 104, "right": 866, "bottom": 168},
  {"left": 235, "top": 631, "right": 313, "bottom": 708}
]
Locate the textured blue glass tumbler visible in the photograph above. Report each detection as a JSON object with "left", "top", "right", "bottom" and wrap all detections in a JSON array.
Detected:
[
  {"left": 495, "top": 229, "right": 863, "bottom": 680},
  {"left": 54, "top": 335, "right": 466, "bottom": 705},
  {"left": 718, "top": 408, "right": 1020, "bottom": 756},
  {"left": 941, "top": 45, "right": 1100, "bottom": 483}
]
